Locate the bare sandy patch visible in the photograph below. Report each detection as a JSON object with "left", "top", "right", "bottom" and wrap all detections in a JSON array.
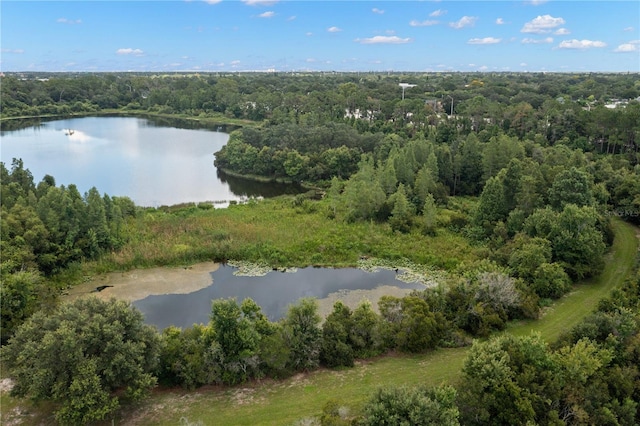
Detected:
[
  {"left": 0, "top": 378, "right": 15, "bottom": 393},
  {"left": 64, "top": 262, "right": 220, "bottom": 303},
  {"left": 316, "top": 284, "right": 426, "bottom": 317}
]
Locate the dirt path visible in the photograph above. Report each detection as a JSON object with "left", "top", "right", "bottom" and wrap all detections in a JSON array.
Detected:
[{"left": 65, "top": 262, "right": 220, "bottom": 303}]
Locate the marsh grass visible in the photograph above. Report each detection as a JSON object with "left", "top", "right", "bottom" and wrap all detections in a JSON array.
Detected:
[{"left": 90, "top": 198, "right": 481, "bottom": 274}]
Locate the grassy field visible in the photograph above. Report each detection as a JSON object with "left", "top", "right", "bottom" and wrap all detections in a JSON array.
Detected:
[{"left": 110, "top": 219, "right": 637, "bottom": 426}]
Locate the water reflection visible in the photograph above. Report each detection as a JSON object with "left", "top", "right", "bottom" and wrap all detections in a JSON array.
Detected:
[
  {"left": 217, "top": 169, "right": 305, "bottom": 198},
  {"left": 1, "top": 116, "right": 302, "bottom": 206},
  {"left": 133, "top": 265, "right": 424, "bottom": 330}
]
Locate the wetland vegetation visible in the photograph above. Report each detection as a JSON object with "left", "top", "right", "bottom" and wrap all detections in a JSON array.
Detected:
[{"left": 1, "top": 71, "right": 640, "bottom": 425}]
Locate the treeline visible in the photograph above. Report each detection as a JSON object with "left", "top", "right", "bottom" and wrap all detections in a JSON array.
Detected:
[
  {"left": 321, "top": 139, "right": 637, "bottom": 302},
  {"left": 157, "top": 269, "right": 539, "bottom": 391},
  {"left": 214, "top": 123, "right": 374, "bottom": 181},
  {"left": 2, "top": 72, "right": 639, "bottom": 153},
  {"left": 0, "top": 159, "right": 136, "bottom": 342}
]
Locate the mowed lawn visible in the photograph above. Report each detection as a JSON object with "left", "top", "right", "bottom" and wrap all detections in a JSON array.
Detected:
[{"left": 119, "top": 218, "right": 638, "bottom": 426}]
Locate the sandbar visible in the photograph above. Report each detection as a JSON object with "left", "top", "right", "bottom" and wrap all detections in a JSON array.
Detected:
[{"left": 65, "top": 262, "right": 220, "bottom": 303}]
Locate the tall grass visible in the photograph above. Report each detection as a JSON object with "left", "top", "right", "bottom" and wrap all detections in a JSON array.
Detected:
[{"left": 89, "top": 198, "right": 482, "bottom": 274}]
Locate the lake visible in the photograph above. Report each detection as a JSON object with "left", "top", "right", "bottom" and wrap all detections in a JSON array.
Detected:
[
  {"left": 0, "top": 116, "right": 303, "bottom": 206},
  {"left": 132, "top": 265, "right": 425, "bottom": 330}
]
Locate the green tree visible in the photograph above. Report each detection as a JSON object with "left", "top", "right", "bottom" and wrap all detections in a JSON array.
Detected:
[
  {"left": 209, "top": 298, "right": 266, "bottom": 385},
  {"left": 320, "top": 301, "right": 354, "bottom": 368},
  {"left": 473, "top": 176, "right": 508, "bottom": 235},
  {"left": 554, "top": 339, "right": 614, "bottom": 424},
  {"left": 0, "top": 270, "right": 42, "bottom": 343},
  {"left": 508, "top": 235, "right": 552, "bottom": 282},
  {"left": 421, "top": 194, "right": 438, "bottom": 236},
  {"left": 532, "top": 262, "right": 571, "bottom": 299},
  {"left": 454, "top": 133, "right": 484, "bottom": 196},
  {"left": 389, "top": 183, "right": 414, "bottom": 233},
  {"left": 157, "top": 324, "right": 216, "bottom": 389},
  {"left": 283, "top": 150, "right": 309, "bottom": 181},
  {"left": 349, "top": 301, "right": 383, "bottom": 358},
  {"left": 3, "top": 298, "right": 160, "bottom": 425},
  {"left": 377, "top": 157, "right": 398, "bottom": 196},
  {"left": 548, "top": 167, "right": 594, "bottom": 210},
  {"left": 282, "top": 298, "right": 322, "bottom": 372},
  {"left": 379, "top": 296, "right": 443, "bottom": 353},
  {"left": 481, "top": 134, "right": 524, "bottom": 181},
  {"left": 361, "top": 385, "right": 459, "bottom": 426},
  {"left": 342, "top": 156, "right": 386, "bottom": 221},
  {"left": 413, "top": 165, "right": 437, "bottom": 209},
  {"left": 84, "top": 187, "right": 110, "bottom": 256},
  {"left": 458, "top": 334, "right": 561, "bottom": 426},
  {"left": 523, "top": 205, "right": 606, "bottom": 279},
  {"left": 552, "top": 205, "right": 607, "bottom": 279}
]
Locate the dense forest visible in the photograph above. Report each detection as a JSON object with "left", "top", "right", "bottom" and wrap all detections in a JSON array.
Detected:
[{"left": 1, "top": 72, "right": 640, "bottom": 425}]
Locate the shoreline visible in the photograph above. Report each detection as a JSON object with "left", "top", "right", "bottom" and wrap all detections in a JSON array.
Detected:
[{"left": 65, "top": 262, "right": 220, "bottom": 303}]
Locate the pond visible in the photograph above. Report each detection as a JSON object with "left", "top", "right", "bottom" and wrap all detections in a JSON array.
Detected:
[
  {"left": 0, "top": 116, "right": 303, "bottom": 206},
  {"left": 132, "top": 265, "right": 426, "bottom": 330}
]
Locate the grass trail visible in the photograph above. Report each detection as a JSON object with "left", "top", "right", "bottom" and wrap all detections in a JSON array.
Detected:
[
  {"left": 508, "top": 219, "right": 638, "bottom": 342},
  {"left": 126, "top": 219, "right": 637, "bottom": 426}
]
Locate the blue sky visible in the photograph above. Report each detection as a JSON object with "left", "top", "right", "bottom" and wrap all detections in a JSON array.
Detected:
[{"left": 2, "top": 1, "right": 639, "bottom": 72}]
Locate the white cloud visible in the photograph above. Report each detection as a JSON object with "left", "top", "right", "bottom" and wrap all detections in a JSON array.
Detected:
[
  {"left": 231, "top": 60, "right": 241, "bottom": 66},
  {"left": 449, "top": 16, "right": 477, "bottom": 29},
  {"left": 305, "top": 32, "right": 313, "bottom": 36},
  {"left": 57, "top": 18, "right": 82, "bottom": 25},
  {"left": 116, "top": 48, "right": 144, "bottom": 56},
  {"left": 521, "top": 15, "right": 565, "bottom": 34},
  {"left": 258, "top": 11, "right": 275, "bottom": 18},
  {"left": 372, "top": 8, "right": 384, "bottom": 14},
  {"left": 614, "top": 40, "right": 640, "bottom": 52},
  {"left": 520, "top": 62, "right": 528, "bottom": 66},
  {"left": 558, "top": 39, "right": 606, "bottom": 49},
  {"left": 468, "top": 37, "right": 501, "bottom": 44},
  {"left": 496, "top": 18, "right": 505, "bottom": 25},
  {"left": 522, "top": 37, "right": 553, "bottom": 44},
  {"left": 355, "top": 35, "right": 412, "bottom": 44},
  {"left": 1, "top": 48, "right": 25, "bottom": 54},
  {"left": 554, "top": 28, "right": 570, "bottom": 35},
  {"left": 430, "top": 9, "right": 446, "bottom": 17},
  {"left": 241, "top": 0, "right": 278, "bottom": 5},
  {"left": 624, "top": 26, "right": 634, "bottom": 32},
  {"left": 203, "top": 0, "right": 222, "bottom": 4},
  {"left": 409, "top": 20, "right": 438, "bottom": 27},
  {"left": 527, "top": 0, "right": 548, "bottom": 5},
  {"left": 327, "top": 26, "right": 342, "bottom": 33},
  {"left": 287, "top": 15, "right": 296, "bottom": 21}
]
